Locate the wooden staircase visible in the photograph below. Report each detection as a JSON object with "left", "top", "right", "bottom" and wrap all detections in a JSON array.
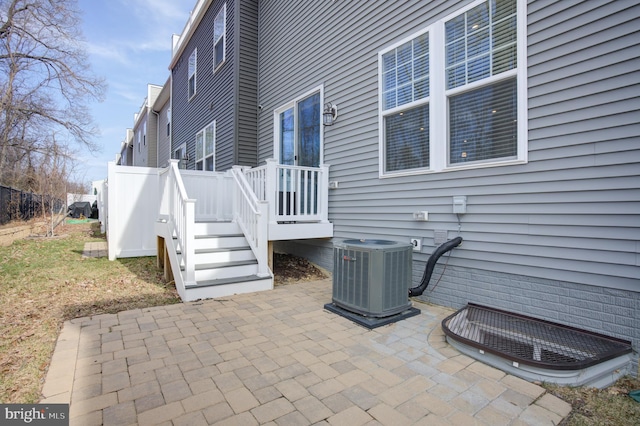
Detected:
[{"left": 158, "top": 220, "right": 273, "bottom": 301}]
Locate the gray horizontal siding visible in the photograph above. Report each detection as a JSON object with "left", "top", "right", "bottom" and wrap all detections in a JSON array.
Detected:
[
  {"left": 235, "top": 0, "right": 258, "bottom": 166},
  {"left": 258, "top": 0, "right": 640, "bottom": 297},
  {"left": 156, "top": 99, "right": 171, "bottom": 167}
]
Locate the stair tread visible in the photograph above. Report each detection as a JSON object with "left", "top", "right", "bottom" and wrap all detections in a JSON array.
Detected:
[
  {"left": 185, "top": 274, "right": 272, "bottom": 289},
  {"left": 194, "top": 234, "right": 244, "bottom": 239},
  {"left": 195, "top": 259, "right": 257, "bottom": 270},
  {"left": 177, "top": 246, "right": 252, "bottom": 255}
]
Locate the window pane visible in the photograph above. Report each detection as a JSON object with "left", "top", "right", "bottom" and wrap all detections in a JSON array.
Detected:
[
  {"left": 196, "top": 132, "right": 203, "bottom": 161},
  {"left": 385, "top": 104, "right": 430, "bottom": 172},
  {"left": 445, "top": 14, "right": 465, "bottom": 43},
  {"left": 214, "top": 41, "right": 224, "bottom": 67},
  {"left": 382, "top": 51, "right": 396, "bottom": 73},
  {"left": 468, "top": 54, "right": 490, "bottom": 82},
  {"left": 280, "top": 108, "right": 294, "bottom": 165},
  {"left": 297, "top": 93, "right": 320, "bottom": 167},
  {"left": 397, "top": 84, "right": 412, "bottom": 106},
  {"left": 413, "top": 33, "right": 429, "bottom": 58},
  {"left": 196, "top": 161, "right": 203, "bottom": 171},
  {"left": 205, "top": 156, "right": 214, "bottom": 171},
  {"left": 397, "top": 41, "right": 412, "bottom": 65},
  {"left": 467, "top": 2, "right": 489, "bottom": 33},
  {"left": 445, "top": 0, "right": 516, "bottom": 89},
  {"left": 449, "top": 78, "right": 517, "bottom": 164},
  {"left": 205, "top": 124, "right": 214, "bottom": 155},
  {"left": 382, "top": 33, "right": 430, "bottom": 110},
  {"left": 189, "top": 76, "right": 195, "bottom": 98},
  {"left": 383, "top": 91, "right": 396, "bottom": 110}
]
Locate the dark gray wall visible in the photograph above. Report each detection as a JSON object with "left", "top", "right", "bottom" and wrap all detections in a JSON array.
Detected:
[{"left": 172, "top": 0, "right": 249, "bottom": 171}]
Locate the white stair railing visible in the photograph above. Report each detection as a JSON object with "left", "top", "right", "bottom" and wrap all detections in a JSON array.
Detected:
[
  {"left": 160, "top": 160, "right": 196, "bottom": 286},
  {"left": 229, "top": 166, "right": 270, "bottom": 277}
]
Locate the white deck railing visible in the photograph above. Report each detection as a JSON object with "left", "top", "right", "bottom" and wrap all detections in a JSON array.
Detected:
[
  {"left": 229, "top": 167, "right": 269, "bottom": 277},
  {"left": 180, "top": 170, "right": 233, "bottom": 221},
  {"left": 158, "top": 160, "right": 196, "bottom": 285},
  {"left": 244, "top": 158, "right": 330, "bottom": 224}
]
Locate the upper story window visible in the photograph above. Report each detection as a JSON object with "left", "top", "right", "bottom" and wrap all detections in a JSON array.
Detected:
[
  {"left": 143, "top": 122, "right": 146, "bottom": 146},
  {"left": 196, "top": 121, "right": 215, "bottom": 171},
  {"left": 213, "top": 4, "right": 226, "bottom": 70},
  {"left": 188, "top": 49, "right": 197, "bottom": 99},
  {"left": 378, "top": 0, "right": 525, "bottom": 176},
  {"left": 381, "top": 32, "right": 430, "bottom": 172}
]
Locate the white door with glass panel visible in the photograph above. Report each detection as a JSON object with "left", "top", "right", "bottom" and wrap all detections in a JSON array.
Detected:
[{"left": 276, "top": 91, "right": 321, "bottom": 217}]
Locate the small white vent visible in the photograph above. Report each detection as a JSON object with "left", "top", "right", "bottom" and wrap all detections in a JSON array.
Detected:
[{"left": 332, "top": 239, "right": 412, "bottom": 317}]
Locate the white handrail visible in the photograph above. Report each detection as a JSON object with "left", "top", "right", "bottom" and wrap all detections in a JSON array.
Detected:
[
  {"left": 163, "top": 160, "right": 196, "bottom": 286},
  {"left": 230, "top": 166, "right": 269, "bottom": 277}
]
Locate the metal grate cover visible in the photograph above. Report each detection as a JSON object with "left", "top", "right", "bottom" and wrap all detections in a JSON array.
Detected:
[{"left": 442, "top": 303, "right": 632, "bottom": 370}]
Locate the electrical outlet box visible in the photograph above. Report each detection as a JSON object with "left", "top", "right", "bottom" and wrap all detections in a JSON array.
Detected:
[
  {"left": 412, "top": 211, "right": 428, "bottom": 221},
  {"left": 453, "top": 195, "right": 467, "bottom": 214},
  {"left": 410, "top": 238, "right": 422, "bottom": 251},
  {"left": 329, "top": 181, "right": 339, "bottom": 189}
]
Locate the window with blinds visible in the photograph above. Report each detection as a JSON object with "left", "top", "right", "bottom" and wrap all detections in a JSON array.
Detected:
[
  {"left": 378, "top": 0, "right": 523, "bottom": 175},
  {"left": 381, "top": 31, "right": 430, "bottom": 173},
  {"left": 446, "top": 0, "right": 517, "bottom": 165}
]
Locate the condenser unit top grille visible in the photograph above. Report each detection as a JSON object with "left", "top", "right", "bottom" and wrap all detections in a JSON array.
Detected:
[{"left": 336, "top": 239, "right": 409, "bottom": 250}]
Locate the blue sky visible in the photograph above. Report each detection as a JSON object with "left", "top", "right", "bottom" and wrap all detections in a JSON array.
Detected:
[{"left": 76, "top": 0, "right": 195, "bottom": 185}]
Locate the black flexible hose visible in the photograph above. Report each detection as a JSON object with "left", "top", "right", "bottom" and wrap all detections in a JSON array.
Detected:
[{"left": 408, "top": 237, "right": 463, "bottom": 297}]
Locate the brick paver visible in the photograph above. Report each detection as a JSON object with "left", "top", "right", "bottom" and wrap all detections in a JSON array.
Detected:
[{"left": 42, "top": 279, "right": 572, "bottom": 425}]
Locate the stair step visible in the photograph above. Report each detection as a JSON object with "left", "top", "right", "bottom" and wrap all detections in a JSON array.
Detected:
[
  {"left": 185, "top": 274, "right": 271, "bottom": 289},
  {"left": 195, "top": 260, "right": 257, "bottom": 270}
]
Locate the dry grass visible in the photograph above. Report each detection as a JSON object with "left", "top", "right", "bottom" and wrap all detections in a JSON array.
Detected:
[
  {"left": 0, "top": 222, "right": 179, "bottom": 403},
  {"left": 544, "top": 376, "right": 640, "bottom": 426}
]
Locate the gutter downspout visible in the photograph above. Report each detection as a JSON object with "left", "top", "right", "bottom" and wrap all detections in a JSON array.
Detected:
[{"left": 409, "top": 237, "right": 463, "bottom": 297}]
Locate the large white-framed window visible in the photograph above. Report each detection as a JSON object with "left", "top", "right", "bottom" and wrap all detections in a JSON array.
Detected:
[
  {"left": 213, "top": 4, "right": 226, "bottom": 71},
  {"left": 378, "top": 0, "right": 526, "bottom": 177},
  {"left": 195, "top": 121, "right": 215, "bottom": 171},
  {"left": 188, "top": 48, "right": 197, "bottom": 100},
  {"left": 273, "top": 86, "right": 324, "bottom": 168}
]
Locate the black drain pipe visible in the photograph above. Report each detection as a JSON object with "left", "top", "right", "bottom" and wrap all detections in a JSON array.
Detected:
[{"left": 409, "top": 237, "right": 463, "bottom": 297}]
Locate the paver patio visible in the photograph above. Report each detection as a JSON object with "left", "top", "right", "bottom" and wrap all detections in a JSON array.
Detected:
[{"left": 41, "top": 278, "right": 571, "bottom": 425}]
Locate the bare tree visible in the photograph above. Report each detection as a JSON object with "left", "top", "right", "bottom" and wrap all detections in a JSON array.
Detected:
[{"left": 0, "top": 0, "right": 105, "bottom": 185}]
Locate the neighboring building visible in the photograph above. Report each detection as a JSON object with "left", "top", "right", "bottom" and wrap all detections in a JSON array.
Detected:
[
  {"left": 132, "top": 84, "right": 163, "bottom": 168},
  {"left": 153, "top": 77, "right": 172, "bottom": 168},
  {"left": 117, "top": 129, "right": 134, "bottom": 166},
  {"left": 169, "top": 0, "right": 258, "bottom": 171},
  {"left": 256, "top": 0, "right": 640, "bottom": 369}
]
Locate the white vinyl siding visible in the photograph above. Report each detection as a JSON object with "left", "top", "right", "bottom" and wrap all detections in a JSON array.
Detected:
[
  {"left": 188, "top": 49, "right": 197, "bottom": 99},
  {"left": 214, "top": 4, "right": 226, "bottom": 70},
  {"left": 379, "top": 0, "right": 526, "bottom": 176}
]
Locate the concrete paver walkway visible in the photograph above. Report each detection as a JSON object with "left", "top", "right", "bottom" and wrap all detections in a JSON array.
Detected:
[
  {"left": 41, "top": 279, "right": 571, "bottom": 425},
  {"left": 82, "top": 241, "right": 108, "bottom": 259}
]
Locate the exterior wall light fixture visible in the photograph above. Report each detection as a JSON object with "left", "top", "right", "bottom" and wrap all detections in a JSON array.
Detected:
[
  {"left": 180, "top": 153, "right": 190, "bottom": 169},
  {"left": 323, "top": 102, "right": 338, "bottom": 126}
]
